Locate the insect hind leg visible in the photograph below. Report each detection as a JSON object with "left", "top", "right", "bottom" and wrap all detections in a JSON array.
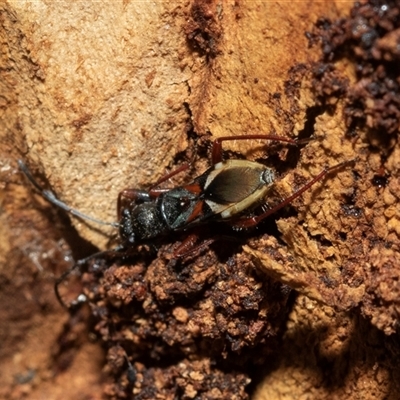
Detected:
[{"left": 232, "top": 160, "right": 355, "bottom": 229}]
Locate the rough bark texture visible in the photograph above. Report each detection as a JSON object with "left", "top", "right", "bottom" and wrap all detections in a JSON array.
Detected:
[{"left": 1, "top": 0, "right": 400, "bottom": 399}]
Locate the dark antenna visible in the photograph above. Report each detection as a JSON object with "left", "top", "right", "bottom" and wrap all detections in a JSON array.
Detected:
[{"left": 18, "top": 160, "right": 119, "bottom": 228}]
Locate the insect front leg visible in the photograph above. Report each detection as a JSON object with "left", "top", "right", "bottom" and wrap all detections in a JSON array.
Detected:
[
  {"left": 149, "top": 163, "right": 190, "bottom": 190},
  {"left": 117, "top": 164, "right": 190, "bottom": 219}
]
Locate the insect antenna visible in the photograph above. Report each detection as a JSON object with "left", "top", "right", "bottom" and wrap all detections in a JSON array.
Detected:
[
  {"left": 19, "top": 160, "right": 126, "bottom": 308},
  {"left": 18, "top": 160, "right": 119, "bottom": 228}
]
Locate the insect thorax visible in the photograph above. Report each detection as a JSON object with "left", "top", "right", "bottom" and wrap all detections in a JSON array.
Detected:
[{"left": 119, "top": 203, "right": 168, "bottom": 244}]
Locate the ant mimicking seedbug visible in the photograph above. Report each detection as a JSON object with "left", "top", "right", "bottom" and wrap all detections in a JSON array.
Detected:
[{"left": 19, "top": 134, "right": 349, "bottom": 308}]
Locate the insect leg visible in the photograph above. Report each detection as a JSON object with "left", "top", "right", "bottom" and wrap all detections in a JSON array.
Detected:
[
  {"left": 149, "top": 163, "right": 190, "bottom": 190},
  {"left": 172, "top": 234, "right": 203, "bottom": 258},
  {"left": 117, "top": 164, "right": 190, "bottom": 219},
  {"left": 55, "top": 247, "right": 123, "bottom": 309},
  {"left": 211, "top": 134, "right": 302, "bottom": 164},
  {"left": 125, "top": 352, "right": 136, "bottom": 384},
  {"left": 232, "top": 160, "right": 354, "bottom": 229},
  {"left": 172, "top": 234, "right": 240, "bottom": 259}
]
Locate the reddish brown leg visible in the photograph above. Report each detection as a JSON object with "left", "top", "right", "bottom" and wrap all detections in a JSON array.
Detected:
[
  {"left": 172, "top": 234, "right": 241, "bottom": 259},
  {"left": 172, "top": 233, "right": 203, "bottom": 258},
  {"left": 232, "top": 160, "right": 352, "bottom": 229},
  {"left": 117, "top": 164, "right": 190, "bottom": 219},
  {"left": 212, "top": 134, "right": 303, "bottom": 164},
  {"left": 149, "top": 163, "right": 190, "bottom": 190}
]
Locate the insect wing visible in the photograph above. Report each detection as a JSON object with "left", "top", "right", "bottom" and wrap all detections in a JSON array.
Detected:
[{"left": 201, "top": 160, "right": 275, "bottom": 220}]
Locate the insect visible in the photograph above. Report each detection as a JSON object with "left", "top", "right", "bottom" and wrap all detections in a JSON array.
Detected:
[{"left": 19, "top": 134, "right": 347, "bottom": 308}]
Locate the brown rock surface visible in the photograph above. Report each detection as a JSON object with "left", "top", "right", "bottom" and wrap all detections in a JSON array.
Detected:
[{"left": 2, "top": 1, "right": 400, "bottom": 399}]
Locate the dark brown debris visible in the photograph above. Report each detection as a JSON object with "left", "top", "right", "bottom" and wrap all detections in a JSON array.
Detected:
[
  {"left": 311, "top": 0, "right": 400, "bottom": 137},
  {"left": 82, "top": 242, "right": 290, "bottom": 399}
]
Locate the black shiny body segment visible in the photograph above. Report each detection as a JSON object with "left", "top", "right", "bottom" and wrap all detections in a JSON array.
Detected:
[
  {"left": 119, "top": 186, "right": 203, "bottom": 245},
  {"left": 119, "top": 202, "right": 168, "bottom": 245},
  {"left": 119, "top": 186, "right": 202, "bottom": 245},
  {"left": 160, "top": 187, "right": 201, "bottom": 229}
]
